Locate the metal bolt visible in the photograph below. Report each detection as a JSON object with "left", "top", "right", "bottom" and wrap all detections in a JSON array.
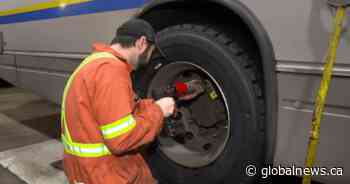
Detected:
[
  {"left": 203, "top": 143, "right": 212, "bottom": 151},
  {"left": 185, "top": 132, "right": 194, "bottom": 140}
]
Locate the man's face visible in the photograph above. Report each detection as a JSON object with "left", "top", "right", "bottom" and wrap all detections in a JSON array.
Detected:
[
  {"left": 132, "top": 36, "right": 155, "bottom": 70},
  {"left": 129, "top": 36, "right": 155, "bottom": 70},
  {"left": 137, "top": 44, "right": 155, "bottom": 69}
]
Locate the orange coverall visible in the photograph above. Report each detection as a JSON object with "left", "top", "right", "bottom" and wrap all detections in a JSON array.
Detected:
[{"left": 62, "top": 43, "right": 164, "bottom": 184}]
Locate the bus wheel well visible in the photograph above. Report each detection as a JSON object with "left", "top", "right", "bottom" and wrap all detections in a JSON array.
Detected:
[
  {"left": 139, "top": 0, "right": 264, "bottom": 85},
  {"left": 140, "top": 0, "right": 264, "bottom": 100}
]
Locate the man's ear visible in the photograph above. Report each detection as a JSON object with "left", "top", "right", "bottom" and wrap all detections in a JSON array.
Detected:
[{"left": 137, "top": 36, "right": 148, "bottom": 52}]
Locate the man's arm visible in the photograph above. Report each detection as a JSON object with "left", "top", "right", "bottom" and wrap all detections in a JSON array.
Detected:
[{"left": 92, "top": 63, "right": 164, "bottom": 155}]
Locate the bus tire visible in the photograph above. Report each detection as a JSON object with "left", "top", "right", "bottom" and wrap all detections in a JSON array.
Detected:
[{"left": 142, "top": 24, "right": 266, "bottom": 184}]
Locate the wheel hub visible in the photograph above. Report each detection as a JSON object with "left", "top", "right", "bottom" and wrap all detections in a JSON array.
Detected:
[{"left": 147, "top": 62, "right": 230, "bottom": 168}]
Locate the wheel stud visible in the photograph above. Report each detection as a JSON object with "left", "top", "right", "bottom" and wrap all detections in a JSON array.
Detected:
[
  {"left": 203, "top": 143, "right": 212, "bottom": 151},
  {"left": 185, "top": 132, "right": 194, "bottom": 140}
]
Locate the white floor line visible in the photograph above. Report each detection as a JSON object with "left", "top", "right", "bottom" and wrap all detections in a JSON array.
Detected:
[{"left": 0, "top": 140, "right": 68, "bottom": 184}]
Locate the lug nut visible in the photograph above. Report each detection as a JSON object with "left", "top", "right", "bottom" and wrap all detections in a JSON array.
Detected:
[
  {"left": 203, "top": 143, "right": 212, "bottom": 151},
  {"left": 185, "top": 132, "right": 194, "bottom": 140}
]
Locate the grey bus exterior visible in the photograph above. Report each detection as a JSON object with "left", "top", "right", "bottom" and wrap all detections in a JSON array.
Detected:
[{"left": 0, "top": 1, "right": 349, "bottom": 183}]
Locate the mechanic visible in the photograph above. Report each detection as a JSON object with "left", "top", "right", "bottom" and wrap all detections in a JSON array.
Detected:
[{"left": 61, "top": 18, "right": 176, "bottom": 184}]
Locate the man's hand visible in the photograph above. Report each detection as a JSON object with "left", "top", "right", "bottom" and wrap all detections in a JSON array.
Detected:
[{"left": 155, "top": 97, "right": 175, "bottom": 117}]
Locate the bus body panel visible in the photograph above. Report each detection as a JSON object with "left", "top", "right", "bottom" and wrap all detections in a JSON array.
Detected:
[{"left": 0, "top": 1, "right": 349, "bottom": 183}]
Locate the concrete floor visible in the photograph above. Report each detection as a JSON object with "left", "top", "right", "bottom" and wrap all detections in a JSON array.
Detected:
[
  {"left": 0, "top": 85, "right": 324, "bottom": 184},
  {"left": 0, "top": 86, "right": 62, "bottom": 184},
  {"left": 0, "top": 166, "right": 26, "bottom": 184}
]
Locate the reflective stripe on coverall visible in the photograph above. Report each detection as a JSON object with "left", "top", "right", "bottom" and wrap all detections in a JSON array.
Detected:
[{"left": 62, "top": 43, "right": 164, "bottom": 184}]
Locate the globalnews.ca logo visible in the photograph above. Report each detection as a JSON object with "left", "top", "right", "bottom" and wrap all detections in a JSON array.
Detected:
[{"left": 245, "top": 164, "right": 344, "bottom": 179}]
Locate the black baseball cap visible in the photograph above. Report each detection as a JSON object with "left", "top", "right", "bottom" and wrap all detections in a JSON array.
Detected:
[{"left": 112, "top": 18, "right": 168, "bottom": 60}]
